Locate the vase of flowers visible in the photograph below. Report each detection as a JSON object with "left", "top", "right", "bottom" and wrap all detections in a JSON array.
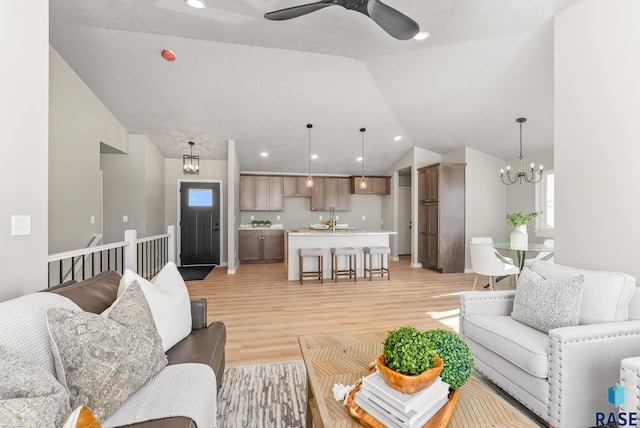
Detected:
[{"left": 506, "top": 211, "right": 541, "bottom": 248}]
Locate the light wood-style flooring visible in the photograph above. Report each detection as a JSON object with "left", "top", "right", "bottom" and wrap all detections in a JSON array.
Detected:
[{"left": 187, "top": 257, "right": 493, "bottom": 367}]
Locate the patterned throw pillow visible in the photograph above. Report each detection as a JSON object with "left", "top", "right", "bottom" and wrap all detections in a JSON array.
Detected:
[
  {"left": 511, "top": 273, "right": 585, "bottom": 333},
  {"left": 0, "top": 345, "right": 71, "bottom": 427},
  {"left": 47, "top": 282, "right": 167, "bottom": 421}
]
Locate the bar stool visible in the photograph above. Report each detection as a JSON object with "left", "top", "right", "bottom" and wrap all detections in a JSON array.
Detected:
[
  {"left": 298, "top": 248, "right": 324, "bottom": 284},
  {"left": 330, "top": 247, "right": 357, "bottom": 283},
  {"left": 363, "top": 246, "right": 391, "bottom": 281}
]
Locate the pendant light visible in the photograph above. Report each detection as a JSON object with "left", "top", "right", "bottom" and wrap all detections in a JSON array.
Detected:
[
  {"left": 359, "top": 127, "right": 368, "bottom": 190},
  {"left": 305, "top": 124, "right": 314, "bottom": 188},
  {"left": 183, "top": 141, "right": 200, "bottom": 174}
]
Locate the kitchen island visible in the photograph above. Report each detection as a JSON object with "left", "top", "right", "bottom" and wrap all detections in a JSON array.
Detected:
[{"left": 285, "top": 229, "right": 397, "bottom": 281}]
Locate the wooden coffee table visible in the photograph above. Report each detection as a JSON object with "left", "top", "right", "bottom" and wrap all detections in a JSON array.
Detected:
[{"left": 299, "top": 331, "right": 541, "bottom": 428}]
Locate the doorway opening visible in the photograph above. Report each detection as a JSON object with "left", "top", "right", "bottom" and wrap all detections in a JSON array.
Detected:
[{"left": 397, "top": 167, "right": 412, "bottom": 256}]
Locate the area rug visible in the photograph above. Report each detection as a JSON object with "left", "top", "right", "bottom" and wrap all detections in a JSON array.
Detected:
[
  {"left": 216, "top": 360, "right": 306, "bottom": 428},
  {"left": 177, "top": 266, "right": 214, "bottom": 281}
]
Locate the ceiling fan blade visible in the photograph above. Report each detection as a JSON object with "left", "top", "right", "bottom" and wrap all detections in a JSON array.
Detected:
[
  {"left": 264, "top": 1, "right": 335, "bottom": 21},
  {"left": 366, "top": 0, "right": 420, "bottom": 40}
]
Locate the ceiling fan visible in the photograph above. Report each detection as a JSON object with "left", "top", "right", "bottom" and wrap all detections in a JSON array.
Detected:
[{"left": 264, "top": 0, "right": 420, "bottom": 40}]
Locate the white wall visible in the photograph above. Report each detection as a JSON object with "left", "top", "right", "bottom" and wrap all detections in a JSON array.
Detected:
[
  {"left": 101, "top": 134, "right": 165, "bottom": 243},
  {"left": 463, "top": 147, "right": 508, "bottom": 270},
  {"left": 227, "top": 140, "right": 240, "bottom": 274},
  {"left": 0, "top": 1, "right": 49, "bottom": 300},
  {"left": 49, "top": 47, "right": 128, "bottom": 252},
  {"left": 165, "top": 158, "right": 229, "bottom": 265},
  {"left": 144, "top": 137, "right": 166, "bottom": 236},
  {"left": 555, "top": 0, "right": 640, "bottom": 278}
]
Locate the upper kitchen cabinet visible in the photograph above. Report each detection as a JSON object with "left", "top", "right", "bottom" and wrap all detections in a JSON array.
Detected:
[
  {"left": 350, "top": 176, "right": 390, "bottom": 195},
  {"left": 310, "top": 177, "right": 325, "bottom": 211},
  {"left": 240, "top": 174, "right": 284, "bottom": 211},
  {"left": 283, "top": 176, "right": 312, "bottom": 198},
  {"left": 310, "top": 177, "right": 351, "bottom": 211}
]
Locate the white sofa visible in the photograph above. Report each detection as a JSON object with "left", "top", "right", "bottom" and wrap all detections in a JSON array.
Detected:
[{"left": 460, "top": 260, "right": 640, "bottom": 428}]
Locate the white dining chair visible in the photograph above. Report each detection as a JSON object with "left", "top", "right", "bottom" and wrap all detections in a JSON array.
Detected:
[
  {"left": 469, "top": 242, "right": 520, "bottom": 291},
  {"left": 469, "top": 237, "right": 516, "bottom": 265}
]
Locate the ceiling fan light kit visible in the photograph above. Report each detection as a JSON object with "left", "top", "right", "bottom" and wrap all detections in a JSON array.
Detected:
[
  {"left": 185, "top": 0, "right": 206, "bottom": 9},
  {"left": 264, "top": 0, "right": 420, "bottom": 40},
  {"left": 500, "top": 118, "right": 543, "bottom": 185}
]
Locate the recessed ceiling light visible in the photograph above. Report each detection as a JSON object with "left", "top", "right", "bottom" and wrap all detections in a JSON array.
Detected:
[
  {"left": 260, "top": 152, "right": 268, "bottom": 157},
  {"left": 186, "top": 0, "right": 207, "bottom": 8},
  {"left": 413, "top": 32, "right": 430, "bottom": 41},
  {"left": 311, "top": 154, "right": 318, "bottom": 159},
  {"left": 356, "top": 156, "right": 363, "bottom": 162},
  {"left": 394, "top": 135, "right": 403, "bottom": 141}
]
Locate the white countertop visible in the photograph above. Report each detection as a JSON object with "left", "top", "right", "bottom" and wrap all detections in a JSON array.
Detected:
[
  {"left": 286, "top": 229, "right": 397, "bottom": 236},
  {"left": 238, "top": 226, "right": 284, "bottom": 230}
]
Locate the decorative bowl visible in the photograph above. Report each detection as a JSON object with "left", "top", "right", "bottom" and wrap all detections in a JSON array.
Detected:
[{"left": 376, "top": 353, "right": 443, "bottom": 394}]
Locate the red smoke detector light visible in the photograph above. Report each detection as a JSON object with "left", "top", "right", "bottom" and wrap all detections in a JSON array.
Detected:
[{"left": 161, "top": 49, "right": 176, "bottom": 62}]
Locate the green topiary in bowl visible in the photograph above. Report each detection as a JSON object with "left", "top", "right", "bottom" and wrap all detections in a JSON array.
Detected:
[
  {"left": 424, "top": 329, "right": 474, "bottom": 388},
  {"left": 382, "top": 326, "right": 436, "bottom": 375}
]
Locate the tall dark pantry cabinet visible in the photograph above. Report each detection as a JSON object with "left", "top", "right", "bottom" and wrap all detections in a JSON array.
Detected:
[{"left": 417, "top": 163, "right": 466, "bottom": 273}]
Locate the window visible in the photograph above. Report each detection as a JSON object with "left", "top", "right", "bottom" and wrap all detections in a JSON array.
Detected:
[
  {"left": 188, "top": 189, "right": 213, "bottom": 207},
  {"left": 535, "top": 170, "right": 554, "bottom": 237}
]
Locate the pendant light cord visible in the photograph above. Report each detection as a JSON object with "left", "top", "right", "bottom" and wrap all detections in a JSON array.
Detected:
[
  {"left": 360, "top": 128, "right": 366, "bottom": 179},
  {"left": 307, "top": 124, "right": 313, "bottom": 184}
]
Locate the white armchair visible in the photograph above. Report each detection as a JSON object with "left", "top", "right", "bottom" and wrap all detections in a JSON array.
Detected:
[{"left": 460, "top": 261, "right": 640, "bottom": 428}]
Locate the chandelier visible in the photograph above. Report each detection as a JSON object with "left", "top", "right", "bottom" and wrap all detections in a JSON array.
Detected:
[
  {"left": 183, "top": 141, "right": 200, "bottom": 175},
  {"left": 500, "top": 118, "right": 543, "bottom": 185}
]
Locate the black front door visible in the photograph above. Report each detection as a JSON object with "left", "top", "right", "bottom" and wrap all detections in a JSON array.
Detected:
[{"left": 180, "top": 182, "right": 220, "bottom": 266}]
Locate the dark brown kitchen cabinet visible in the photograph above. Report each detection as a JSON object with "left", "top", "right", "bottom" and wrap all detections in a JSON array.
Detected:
[
  {"left": 283, "top": 176, "right": 312, "bottom": 197},
  {"left": 417, "top": 163, "right": 465, "bottom": 273},
  {"left": 350, "top": 176, "right": 390, "bottom": 195},
  {"left": 269, "top": 176, "right": 284, "bottom": 210},
  {"left": 240, "top": 175, "right": 283, "bottom": 211},
  {"left": 238, "top": 229, "right": 284, "bottom": 262},
  {"left": 310, "top": 177, "right": 325, "bottom": 211},
  {"left": 311, "top": 177, "right": 351, "bottom": 211}
]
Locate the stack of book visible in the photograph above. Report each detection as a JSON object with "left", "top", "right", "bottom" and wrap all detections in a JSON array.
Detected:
[{"left": 354, "top": 370, "right": 450, "bottom": 428}]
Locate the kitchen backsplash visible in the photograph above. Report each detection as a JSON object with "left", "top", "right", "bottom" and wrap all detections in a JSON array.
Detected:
[{"left": 239, "top": 195, "right": 384, "bottom": 230}]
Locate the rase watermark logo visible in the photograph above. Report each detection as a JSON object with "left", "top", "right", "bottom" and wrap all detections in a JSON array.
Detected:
[{"left": 595, "top": 383, "right": 638, "bottom": 426}]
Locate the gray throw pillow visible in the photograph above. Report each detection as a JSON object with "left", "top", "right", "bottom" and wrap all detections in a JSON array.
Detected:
[
  {"left": 511, "top": 273, "right": 585, "bottom": 333},
  {"left": 0, "top": 345, "right": 71, "bottom": 427},
  {"left": 47, "top": 281, "right": 167, "bottom": 421}
]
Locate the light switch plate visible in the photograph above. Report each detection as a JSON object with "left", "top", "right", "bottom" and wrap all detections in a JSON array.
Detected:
[
  {"left": 123, "top": 215, "right": 128, "bottom": 223},
  {"left": 90, "top": 215, "right": 95, "bottom": 224},
  {"left": 11, "top": 215, "right": 31, "bottom": 236},
  {"left": 362, "top": 215, "right": 366, "bottom": 221}
]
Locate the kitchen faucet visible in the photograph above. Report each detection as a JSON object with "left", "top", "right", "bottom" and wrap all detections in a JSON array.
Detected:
[{"left": 329, "top": 207, "right": 336, "bottom": 232}]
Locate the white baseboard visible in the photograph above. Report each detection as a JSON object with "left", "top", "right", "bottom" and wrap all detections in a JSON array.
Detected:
[{"left": 410, "top": 262, "right": 423, "bottom": 268}]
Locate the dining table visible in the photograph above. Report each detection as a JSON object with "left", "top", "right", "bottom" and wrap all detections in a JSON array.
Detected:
[{"left": 493, "top": 242, "right": 554, "bottom": 271}]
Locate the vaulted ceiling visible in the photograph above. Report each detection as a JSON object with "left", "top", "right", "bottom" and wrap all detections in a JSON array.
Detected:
[{"left": 49, "top": 0, "right": 579, "bottom": 175}]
